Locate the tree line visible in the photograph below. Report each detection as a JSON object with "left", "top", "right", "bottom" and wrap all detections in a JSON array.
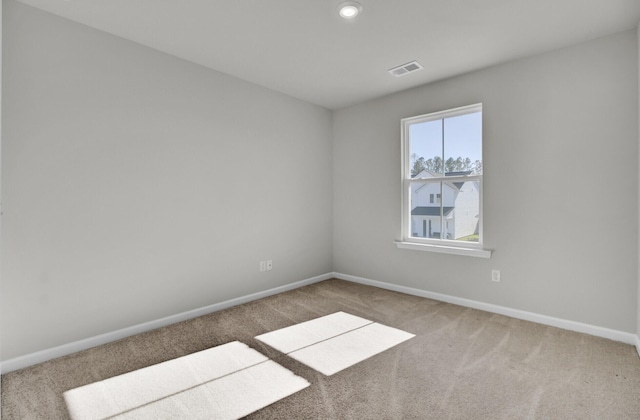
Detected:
[{"left": 411, "top": 154, "right": 482, "bottom": 177}]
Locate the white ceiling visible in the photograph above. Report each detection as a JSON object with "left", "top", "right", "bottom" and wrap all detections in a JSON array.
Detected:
[{"left": 15, "top": 0, "right": 640, "bottom": 109}]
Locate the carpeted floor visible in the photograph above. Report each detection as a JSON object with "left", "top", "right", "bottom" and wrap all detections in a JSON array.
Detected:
[{"left": 2, "top": 279, "right": 640, "bottom": 419}]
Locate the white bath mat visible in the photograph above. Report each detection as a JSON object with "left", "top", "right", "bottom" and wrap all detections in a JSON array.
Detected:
[
  {"left": 256, "top": 312, "right": 414, "bottom": 376},
  {"left": 64, "top": 341, "right": 309, "bottom": 420}
]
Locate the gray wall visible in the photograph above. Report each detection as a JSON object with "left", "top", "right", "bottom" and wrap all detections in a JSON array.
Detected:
[
  {"left": 1, "top": 1, "right": 333, "bottom": 360},
  {"left": 2, "top": 0, "right": 639, "bottom": 363},
  {"left": 333, "top": 30, "right": 639, "bottom": 333}
]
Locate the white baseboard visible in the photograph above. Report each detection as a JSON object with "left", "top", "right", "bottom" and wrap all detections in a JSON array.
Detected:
[
  {"left": 0, "top": 273, "right": 333, "bottom": 374},
  {"left": 334, "top": 272, "right": 639, "bottom": 347},
  {"left": 4, "top": 272, "right": 638, "bottom": 373}
]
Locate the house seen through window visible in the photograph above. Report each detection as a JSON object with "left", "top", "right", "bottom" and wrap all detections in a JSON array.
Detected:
[{"left": 401, "top": 104, "right": 483, "bottom": 247}]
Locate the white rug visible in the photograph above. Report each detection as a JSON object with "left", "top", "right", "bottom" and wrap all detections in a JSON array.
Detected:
[
  {"left": 64, "top": 341, "right": 309, "bottom": 420},
  {"left": 255, "top": 312, "right": 415, "bottom": 376}
]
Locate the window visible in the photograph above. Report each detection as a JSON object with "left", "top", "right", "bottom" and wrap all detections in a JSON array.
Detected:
[{"left": 398, "top": 103, "right": 491, "bottom": 258}]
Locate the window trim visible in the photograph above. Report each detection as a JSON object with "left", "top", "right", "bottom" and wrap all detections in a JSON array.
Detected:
[
  {"left": 395, "top": 240, "right": 492, "bottom": 258},
  {"left": 398, "top": 103, "right": 492, "bottom": 258}
]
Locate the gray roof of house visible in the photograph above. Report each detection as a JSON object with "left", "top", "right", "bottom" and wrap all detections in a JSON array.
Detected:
[
  {"left": 411, "top": 206, "right": 454, "bottom": 216},
  {"left": 446, "top": 171, "right": 472, "bottom": 190}
]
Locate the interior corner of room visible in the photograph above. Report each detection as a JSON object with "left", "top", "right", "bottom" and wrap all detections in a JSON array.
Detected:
[{"left": 1, "top": 0, "right": 640, "bottom": 376}]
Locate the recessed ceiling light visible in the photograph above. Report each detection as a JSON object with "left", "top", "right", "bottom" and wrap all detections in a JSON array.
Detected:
[{"left": 338, "top": 1, "right": 363, "bottom": 19}]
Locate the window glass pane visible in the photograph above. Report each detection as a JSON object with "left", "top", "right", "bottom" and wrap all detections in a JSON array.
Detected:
[
  {"left": 402, "top": 104, "right": 483, "bottom": 247},
  {"left": 410, "top": 181, "right": 442, "bottom": 239},
  {"left": 443, "top": 111, "right": 482, "bottom": 175},
  {"left": 443, "top": 180, "right": 480, "bottom": 242},
  {"left": 409, "top": 120, "right": 443, "bottom": 177}
]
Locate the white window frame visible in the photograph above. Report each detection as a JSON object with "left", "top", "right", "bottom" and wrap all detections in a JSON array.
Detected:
[{"left": 396, "top": 103, "right": 491, "bottom": 258}]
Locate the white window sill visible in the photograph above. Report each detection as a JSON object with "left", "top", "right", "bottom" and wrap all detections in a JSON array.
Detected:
[{"left": 395, "top": 241, "right": 492, "bottom": 258}]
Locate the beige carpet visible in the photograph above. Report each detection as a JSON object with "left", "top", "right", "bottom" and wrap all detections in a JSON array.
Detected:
[{"left": 2, "top": 279, "right": 640, "bottom": 419}]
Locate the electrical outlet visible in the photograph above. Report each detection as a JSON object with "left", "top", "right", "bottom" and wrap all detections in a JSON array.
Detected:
[
  {"left": 259, "top": 261, "right": 266, "bottom": 272},
  {"left": 491, "top": 269, "right": 501, "bottom": 283},
  {"left": 266, "top": 260, "right": 273, "bottom": 271}
]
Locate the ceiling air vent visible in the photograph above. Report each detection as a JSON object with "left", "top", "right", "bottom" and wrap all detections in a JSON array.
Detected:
[{"left": 388, "top": 60, "right": 423, "bottom": 77}]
